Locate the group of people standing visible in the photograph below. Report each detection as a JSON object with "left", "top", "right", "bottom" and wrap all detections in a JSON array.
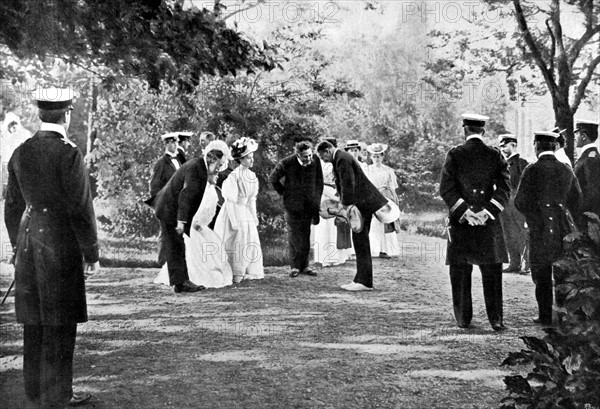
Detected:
[
  {"left": 145, "top": 128, "right": 403, "bottom": 294},
  {"left": 440, "top": 113, "right": 599, "bottom": 332}
]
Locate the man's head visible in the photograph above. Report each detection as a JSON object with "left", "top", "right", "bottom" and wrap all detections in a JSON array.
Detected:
[
  {"left": 34, "top": 86, "right": 74, "bottom": 131},
  {"left": 498, "top": 134, "right": 518, "bottom": 158},
  {"left": 550, "top": 127, "right": 567, "bottom": 148},
  {"left": 574, "top": 120, "right": 599, "bottom": 148},
  {"left": 199, "top": 131, "right": 216, "bottom": 150},
  {"left": 461, "top": 113, "right": 488, "bottom": 138},
  {"left": 533, "top": 131, "right": 558, "bottom": 156},
  {"left": 177, "top": 132, "right": 193, "bottom": 152},
  {"left": 295, "top": 141, "right": 313, "bottom": 166},
  {"left": 161, "top": 132, "right": 179, "bottom": 154},
  {"left": 316, "top": 140, "right": 335, "bottom": 163}
]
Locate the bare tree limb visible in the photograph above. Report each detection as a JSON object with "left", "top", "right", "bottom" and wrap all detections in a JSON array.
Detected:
[
  {"left": 512, "top": 0, "right": 557, "bottom": 95},
  {"left": 571, "top": 53, "right": 600, "bottom": 112},
  {"left": 545, "top": 18, "right": 555, "bottom": 74},
  {"left": 568, "top": 24, "right": 600, "bottom": 68}
]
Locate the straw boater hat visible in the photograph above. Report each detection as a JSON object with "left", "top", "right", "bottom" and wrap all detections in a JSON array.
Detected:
[
  {"left": 230, "top": 137, "right": 258, "bottom": 159},
  {"left": 344, "top": 139, "right": 361, "bottom": 150},
  {"left": 366, "top": 143, "right": 388, "bottom": 155},
  {"left": 319, "top": 199, "right": 364, "bottom": 233}
]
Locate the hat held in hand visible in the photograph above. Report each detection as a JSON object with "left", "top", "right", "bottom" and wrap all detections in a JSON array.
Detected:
[
  {"left": 319, "top": 199, "right": 364, "bottom": 233},
  {"left": 374, "top": 200, "right": 400, "bottom": 224}
]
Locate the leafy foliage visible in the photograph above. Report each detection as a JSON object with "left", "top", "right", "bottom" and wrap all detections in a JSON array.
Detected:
[
  {"left": 500, "top": 212, "right": 600, "bottom": 409},
  {"left": 0, "top": 0, "right": 279, "bottom": 89}
]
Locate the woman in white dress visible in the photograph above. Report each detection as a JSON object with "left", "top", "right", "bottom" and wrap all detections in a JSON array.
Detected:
[
  {"left": 154, "top": 143, "right": 234, "bottom": 288},
  {"left": 213, "top": 137, "right": 264, "bottom": 283},
  {"left": 365, "top": 143, "right": 400, "bottom": 258},
  {"left": 311, "top": 156, "right": 348, "bottom": 267}
]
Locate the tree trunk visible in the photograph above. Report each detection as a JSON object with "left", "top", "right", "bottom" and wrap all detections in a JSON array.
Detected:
[
  {"left": 86, "top": 79, "right": 98, "bottom": 163},
  {"left": 552, "top": 97, "right": 574, "bottom": 162}
]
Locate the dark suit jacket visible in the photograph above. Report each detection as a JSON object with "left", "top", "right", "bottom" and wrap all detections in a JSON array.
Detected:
[
  {"left": 515, "top": 154, "right": 582, "bottom": 263},
  {"left": 5, "top": 130, "right": 98, "bottom": 324},
  {"left": 146, "top": 154, "right": 180, "bottom": 206},
  {"left": 177, "top": 147, "right": 187, "bottom": 165},
  {"left": 574, "top": 147, "right": 600, "bottom": 218},
  {"left": 154, "top": 157, "right": 208, "bottom": 235},
  {"left": 270, "top": 154, "right": 324, "bottom": 217},
  {"left": 331, "top": 149, "right": 387, "bottom": 215},
  {"left": 439, "top": 137, "right": 510, "bottom": 265}
]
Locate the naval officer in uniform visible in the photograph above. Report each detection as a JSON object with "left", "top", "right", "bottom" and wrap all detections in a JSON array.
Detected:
[
  {"left": 439, "top": 113, "right": 510, "bottom": 331},
  {"left": 5, "top": 86, "right": 99, "bottom": 408},
  {"left": 515, "top": 131, "right": 582, "bottom": 325},
  {"left": 573, "top": 119, "right": 600, "bottom": 224},
  {"left": 498, "top": 134, "right": 530, "bottom": 274}
]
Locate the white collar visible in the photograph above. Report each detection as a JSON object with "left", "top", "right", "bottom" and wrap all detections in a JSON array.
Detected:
[
  {"left": 581, "top": 142, "right": 597, "bottom": 154},
  {"left": 538, "top": 151, "right": 555, "bottom": 158},
  {"left": 466, "top": 135, "right": 483, "bottom": 141},
  {"left": 165, "top": 151, "right": 178, "bottom": 158},
  {"left": 39, "top": 122, "right": 67, "bottom": 138}
]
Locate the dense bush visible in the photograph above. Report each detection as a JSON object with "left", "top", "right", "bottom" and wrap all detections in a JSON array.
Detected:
[{"left": 500, "top": 212, "right": 600, "bottom": 409}]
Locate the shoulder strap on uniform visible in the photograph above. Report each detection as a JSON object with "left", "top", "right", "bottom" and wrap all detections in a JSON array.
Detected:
[{"left": 61, "top": 137, "right": 77, "bottom": 148}]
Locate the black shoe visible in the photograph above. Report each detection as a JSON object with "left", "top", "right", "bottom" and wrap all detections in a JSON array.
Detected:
[
  {"left": 502, "top": 267, "right": 520, "bottom": 274},
  {"left": 290, "top": 268, "right": 300, "bottom": 277},
  {"left": 379, "top": 252, "right": 391, "bottom": 259},
  {"left": 302, "top": 268, "right": 317, "bottom": 276},
  {"left": 69, "top": 392, "right": 92, "bottom": 406},
  {"left": 174, "top": 280, "right": 205, "bottom": 293},
  {"left": 533, "top": 317, "right": 552, "bottom": 325},
  {"left": 519, "top": 270, "right": 531, "bottom": 275},
  {"left": 491, "top": 322, "right": 506, "bottom": 331},
  {"left": 457, "top": 323, "right": 470, "bottom": 329}
]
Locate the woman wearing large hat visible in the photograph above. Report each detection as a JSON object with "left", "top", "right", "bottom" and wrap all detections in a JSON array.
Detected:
[
  {"left": 213, "top": 137, "right": 264, "bottom": 283},
  {"left": 365, "top": 143, "right": 400, "bottom": 258}
]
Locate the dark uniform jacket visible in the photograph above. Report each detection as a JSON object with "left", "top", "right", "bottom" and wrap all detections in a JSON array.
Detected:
[
  {"left": 514, "top": 153, "right": 582, "bottom": 263},
  {"left": 154, "top": 157, "right": 208, "bottom": 236},
  {"left": 4, "top": 129, "right": 99, "bottom": 325},
  {"left": 574, "top": 146, "right": 600, "bottom": 219},
  {"left": 269, "top": 154, "right": 324, "bottom": 218},
  {"left": 507, "top": 153, "right": 529, "bottom": 193},
  {"left": 439, "top": 137, "right": 511, "bottom": 265},
  {"left": 331, "top": 149, "right": 388, "bottom": 216},
  {"left": 145, "top": 153, "right": 180, "bottom": 207}
]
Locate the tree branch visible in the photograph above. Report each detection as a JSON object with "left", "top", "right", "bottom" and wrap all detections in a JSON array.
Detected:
[
  {"left": 512, "top": 0, "right": 557, "bottom": 95},
  {"left": 571, "top": 54, "right": 600, "bottom": 113},
  {"left": 545, "top": 18, "right": 555, "bottom": 74},
  {"left": 568, "top": 24, "right": 600, "bottom": 68}
]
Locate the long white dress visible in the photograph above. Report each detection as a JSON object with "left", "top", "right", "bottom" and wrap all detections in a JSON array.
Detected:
[
  {"left": 153, "top": 184, "right": 233, "bottom": 288},
  {"left": 365, "top": 163, "right": 400, "bottom": 257},
  {"left": 213, "top": 165, "right": 264, "bottom": 283},
  {"left": 311, "top": 161, "right": 348, "bottom": 266}
]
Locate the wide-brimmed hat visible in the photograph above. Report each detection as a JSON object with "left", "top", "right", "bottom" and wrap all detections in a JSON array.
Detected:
[
  {"left": 204, "top": 140, "right": 232, "bottom": 161},
  {"left": 231, "top": 137, "right": 258, "bottom": 159},
  {"left": 367, "top": 143, "right": 388, "bottom": 155},
  {"left": 374, "top": 199, "right": 400, "bottom": 224}
]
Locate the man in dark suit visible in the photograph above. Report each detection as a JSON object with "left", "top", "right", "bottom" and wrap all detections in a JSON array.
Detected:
[
  {"left": 154, "top": 140, "right": 230, "bottom": 293},
  {"left": 145, "top": 132, "right": 182, "bottom": 207},
  {"left": 439, "top": 113, "right": 511, "bottom": 331},
  {"left": 498, "top": 134, "right": 530, "bottom": 274},
  {"left": 573, "top": 119, "right": 600, "bottom": 223},
  {"left": 176, "top": 131, "right": 193, "bottom": 164},
  {"left": 270, "top": 140, "right": 324, "bottom": 277},
  {"left": 5, "top": 87, "right": 99, "bottom": 408},
  {"left": 515, "top": 131, "right": 582, "bottom": 325},
  {"left": 317, "top": 140, "right": 388, "bottom": 291}
]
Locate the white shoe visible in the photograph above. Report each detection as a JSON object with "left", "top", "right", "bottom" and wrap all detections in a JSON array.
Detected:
[{"left": 341, "top": 282, "right": 373, "bottom": 292}]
